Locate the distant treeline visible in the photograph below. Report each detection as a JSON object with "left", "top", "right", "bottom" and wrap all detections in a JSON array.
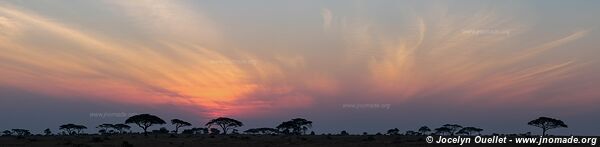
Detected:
[{"left": 1, "top": 114, "right": 567, "bottom": 137}]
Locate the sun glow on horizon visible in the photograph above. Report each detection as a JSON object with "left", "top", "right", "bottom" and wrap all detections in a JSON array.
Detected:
[{"left": 1, "top": 1, "right": 599, "bottom": 119}]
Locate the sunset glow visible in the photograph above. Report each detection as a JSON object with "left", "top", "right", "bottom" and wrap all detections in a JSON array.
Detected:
[{"left": 1, "top": 0, "right": 600, "bottom": 135}]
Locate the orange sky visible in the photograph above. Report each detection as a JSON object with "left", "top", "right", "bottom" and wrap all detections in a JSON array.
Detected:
[{"left": 1, "top": 0, "right": 599, "bottom": 126}]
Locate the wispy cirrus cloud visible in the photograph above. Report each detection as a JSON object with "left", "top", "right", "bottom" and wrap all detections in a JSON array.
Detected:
[{"left": 0, "top": 0, "right": 599, "bottom": 123}]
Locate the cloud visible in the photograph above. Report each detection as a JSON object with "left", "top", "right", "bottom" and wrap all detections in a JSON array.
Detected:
[{"left": 0, "top": 1, "right": 597, "bottom": 121}]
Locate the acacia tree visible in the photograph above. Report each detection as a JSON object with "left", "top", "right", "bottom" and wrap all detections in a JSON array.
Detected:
[
  {"left": 205, "top": 117, "right": 243, "bottom": 135},
  {"left": 386, "top": 128, "right": 400, "bottom": 135},
  {"left": 2, "top": 130, "right": 11, "bottom": 136},
  {"left": 457, "top": 127, "right": 483, "bottom": 136},
  {"left": 43, "top": 128, "right": 52, "bottom": 136},
  {"left": 528, "top": 117, "right": 568, "bottom": 136},
  {"left": 434, "top": 127, "right": 452, "bottom": 135},
  {"left": 125, "top": 114, "right": 166, "bottom": 136},
  {"left": 11, "top": 129, "right": 31, "bottom": 136},
  {"left": 59, "top": 124, "right": 86, "bottom": 135},
  {"left": 276, "top": 118, "right": 313, "bottom": 135},
  {"left": 171, "top": 119, "right": 192, "bottom": 134},
  {"left": 97, "top": 124, "right": 115, "bottom": 135},
  {"left": 442, "top": 124, "right": 463, "bottom": 136},
  {"left": 418, "top": 126, "right": 431, "bottom": 135},
  {"left": 113, "top": 124, "right": 131, "bottom": 134},
  {"left": 73, "top": 125, "right": 87, "bottom": 134}
]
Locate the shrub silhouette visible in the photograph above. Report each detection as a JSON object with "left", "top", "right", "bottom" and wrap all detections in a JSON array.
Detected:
[
  {"left": 405, "top": 130, "right": 419, "bottom": 136},
  {"left": 152, "top": 127, "right": 169, "bottom": 134},
  {"left": 205, "top": 117, "right": 243, "bottom": 135},
  {"left": 171, "top": 119, "right": 192, "bottom": 134},
  {"left": 528, "top": 117, "right": 568, "bottom": 136},
  {"left": 209, "top": 128, "right": 221, "bottom": 135},
  {"left": 340, "top": 130, "right": 349, "bottom": 135},
  {"left": 125, "top": 114, "right": 166, "bottom": 136},
  {"left": 244, "top": 128, "right": 278, "bottom": 135},
  {"left": 182, "top": 127, "right": 208, "bottom": 135}
]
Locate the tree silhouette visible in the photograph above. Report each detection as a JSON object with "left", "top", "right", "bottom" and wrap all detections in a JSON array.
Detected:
[
  {"left": 125, "top": 114, "right": 166, "bottom": 136},
  {"left": 244, "top": 128, "right": 279, "bottom": 135},
  {"left": 205, "top": 117, "right": 243, "bottom": 135},
  {"left": 171, "top": 119, "right": 192, "bottom": 134},
  {"left": 2, "top": 130, "right": 11, "bottom": 136},
  {"left": 386, "top": 128, "right": 400, "bottom": 135},
  {"left": 276, "top": 118, "right": 313, "bottom": 135},
  {"left": 43, "top": 128, "right": 52, "bottom": 136},
  {"left": 340, "top": 130, "right": 349, "bottom": 135},
  {"left": 405, "top": 130, "right": 419, "bottom": 136},
  {"left": 11, "top": 129, "right": 31, "bottom": 136},
  {"left": 97, "top": 124, "right": 115, "bottom": 135},
  {"left": 528, "top": 117, "right": 568, "bottom": 136},
  {"left": 152, "top": 127, "right": 170, "bottom": 134},
  {"left": 73, "top": 125, "right": 87, "bottom": 134},
  {"left": 113, "top": 124, "right": 131, "bottom": 134},
  {"left": 418, "top": 126, "right": 431, "bottom": 135},
  {"left": 442, "top": 124, "right": 463, "bottom": 136},
  {"left": 182, "top": 127, "right": 209, "bottom": 135},
  {"left": 434, "top": 127, "right": 452, "bottom": 135},
  {"left": 457, "top": 127, "right": 483, "bottom": 136},
  {"left": 59, "top": 124, "right": 86, "bottom": 135}
]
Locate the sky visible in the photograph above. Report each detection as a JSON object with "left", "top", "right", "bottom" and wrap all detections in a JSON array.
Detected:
[{"left": 1, "top": 0, "right": 600, "bottom": 135}]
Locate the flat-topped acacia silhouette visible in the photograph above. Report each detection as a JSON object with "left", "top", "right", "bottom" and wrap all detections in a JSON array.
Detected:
[
  {"left": 125, "top": 114, "right": 166, "bottom": 136},
  {"left": 528, "top": 117, "right": 568, "bottom": 136},
  {"left": 205, "top": 117, "right": 243, "bottom": 135},
  {"left": 276, "top": 118, "right": 312, "bottom": 135},
  {"left": 418, "top": 126, "right": 431, "bottom": 135},
  {"left": 97, "top": 123, "right": 115, "bottom": 135},
  {"left": 434, "top": 127, "right": 452, "bottom": 135},
  {"left": 386, "top": 128, "right": 399, "bottom": 135},
  {"left": 113, "top": 124, "right": 131, "bottom": 134},
  {"left": 59, "top": 124, "right": 87, "bottom": 135},
  {"left": 11, "top": 129, "right": 31, "bottom": 136},
  {"left": 457, "top": 127, "right": 483, "bottom": 136},
  {"left": 442, "top": 124, "right": 463, "bottom": 136},
  {"left": 171, "top": 119, "right": 192, "bottom": 134}
]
